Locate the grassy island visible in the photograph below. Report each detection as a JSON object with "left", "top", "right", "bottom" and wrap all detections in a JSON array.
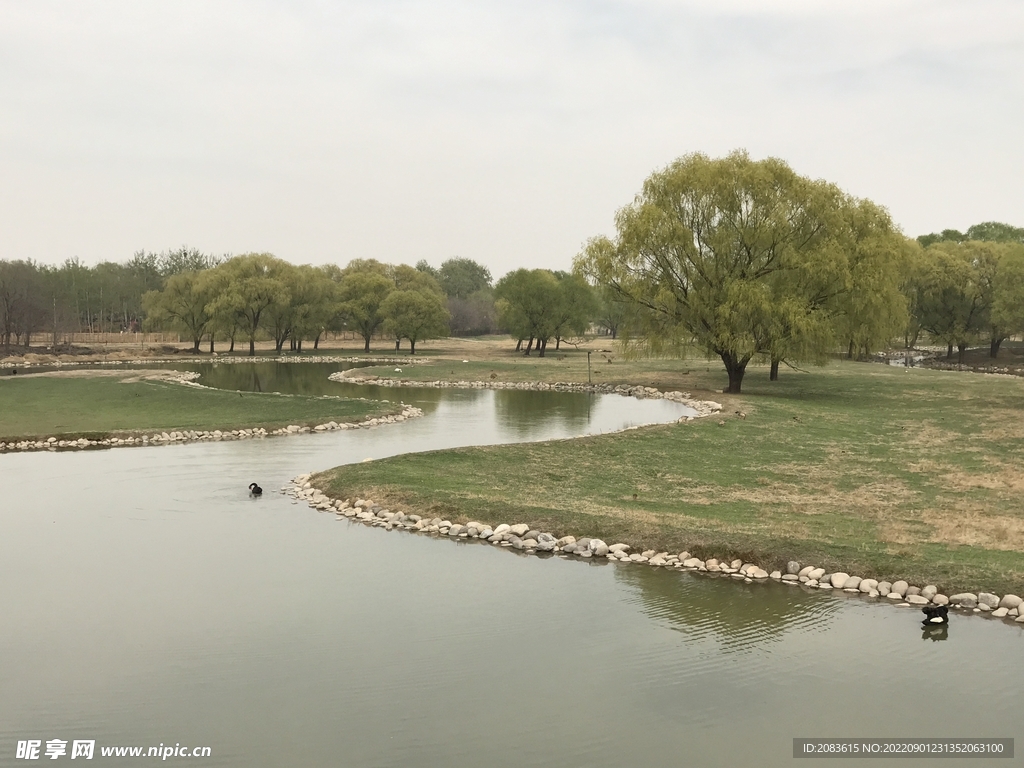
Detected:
[
  {"left": 0, "top": 370, "right": 397, "bottom": 442},
  {"left": 318, "top": 355, "right": 1024, "bottom": 596}
]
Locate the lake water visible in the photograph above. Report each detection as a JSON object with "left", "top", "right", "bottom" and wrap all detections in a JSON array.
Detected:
[{"left": 1, "top": 364, "right": 1021, "bottom": 767}]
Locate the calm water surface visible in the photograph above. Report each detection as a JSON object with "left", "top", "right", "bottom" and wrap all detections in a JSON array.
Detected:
[{"left": 1, "top": 366, "right": 1021, "bottom": 767}]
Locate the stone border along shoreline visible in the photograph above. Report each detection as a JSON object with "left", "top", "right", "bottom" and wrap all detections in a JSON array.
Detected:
[
  {"left": 0, "top": 354, "right": 430, "bottom": 369},
  {"left": 327, "top": 371, "right": 725, "bottom": 417},
  {"left": 0, "top": 369, "right": 424, "bottom": 453},
  {"left": 288, "top": 472, "right": 1024, "bottom": 629}
]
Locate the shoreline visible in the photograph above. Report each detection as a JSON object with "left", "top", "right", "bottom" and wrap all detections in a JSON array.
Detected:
[
  {"left": 328, "top": 370, "right": 725, "bottom": 417},
  {"left": 6, "top": 359, "right": 1022, "bottom": 612},
  {"left": 289, "top": 473, "right": 1024, "bottom": 630},
  {"left": 1, "top": 365, "right": 725, "bottom": 451},
  {"left": 0, "top": 367, "right": 424, "bottom": 452},
  {"left": 0, "top": 353, "right": 430, "bottom": 370},
  {"left": 0, "top": 403, "right": 423, "bottom": 453}
]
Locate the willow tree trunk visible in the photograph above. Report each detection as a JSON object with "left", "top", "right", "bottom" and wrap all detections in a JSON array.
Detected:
[
  {"left": 957, "top": 343, "right": 967, "bottom": 365},
  {"left": 770, "top": 358, "right": 780, "bottom": 381},
  {"left": 990, "top": 338, "right": 1002, "bottom": 358},
  {"left": 946, "top": 343, "right": 953, "bottom": 360},
  {"left": 720, "top": 351, "right": 749, "bottom": 394}
]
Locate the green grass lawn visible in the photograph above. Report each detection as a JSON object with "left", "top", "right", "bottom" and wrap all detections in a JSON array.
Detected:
[
  {"left": 317, "top": 360, "right": 1024, "bottom": 595},
  {"left": 0, "top": 373, "right": 397, "bottom": 441}
]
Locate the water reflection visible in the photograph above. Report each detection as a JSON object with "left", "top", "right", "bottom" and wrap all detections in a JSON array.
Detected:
[
  {"left": 922, "top": 625, "right": 949, "bottom": 642},
  {"left": 181, "top": 361, "right": 363, "bottom": 396},
  {"left": 492, "top": 389, "right": 596, "bottom": 438},
  {"left": 614, "top": 565, "right": 841, "bottom": 652}
]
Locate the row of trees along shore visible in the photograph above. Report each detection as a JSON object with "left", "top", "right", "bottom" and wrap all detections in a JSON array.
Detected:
[
  {"left": 145, "top": 256, "right": 484, "bottom": 355},
  {"left": 2, "top": 151, "right": 1023, "bottom": 390},
  {"left": 0, "top": 251, "right": 498, "bottom": 355}
]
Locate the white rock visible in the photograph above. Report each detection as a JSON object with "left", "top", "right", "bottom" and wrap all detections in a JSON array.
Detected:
[
  {"left": 808, "top": 568, "right": 825, "bottom": 580},
  {"left": 830, "top": 572, "right": 850, "bottom": 588},
  {"left": 859, "top": 578, "right": 878, "bottom": 593},
  {"left": 890, "top": 580, "right": 909, "bottom": 597},
  {"left": 998, "top": 594, "right": 1022, "bottom": 610},
  {"left": 978, "top": 592, "right": 1000, "bottom": 608},
  {"left": 906, "top": 595, "right": 929, "bottom": 605},
  {"left": 948, "top": 593, "right": 977, "bottom": 605},
  {"left": 991, "top": 607, "right": 1009, "bottom": 618}
]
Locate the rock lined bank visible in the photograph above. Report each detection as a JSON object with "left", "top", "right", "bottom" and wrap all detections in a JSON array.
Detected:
[
  {"left": 0, "top": 405, "right": 424, "bottom": 454},
  {"left": 328, "top": 372, "right": 723, "bottom": 417},
  {"left": 288, "top": 475, "right": 1024, "bottom": 628},
  {"left": 0, "top": 354, "right": 429, "bottom": 370}
]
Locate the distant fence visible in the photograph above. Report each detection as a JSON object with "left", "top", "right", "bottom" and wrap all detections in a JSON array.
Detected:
[{"left": 27, "top": 332, "right": 182, "bottom": 346}]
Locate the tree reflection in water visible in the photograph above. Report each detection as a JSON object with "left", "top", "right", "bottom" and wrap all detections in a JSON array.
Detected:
[{"left": 492, "top": 389, "right": 595, "bottom": 439}]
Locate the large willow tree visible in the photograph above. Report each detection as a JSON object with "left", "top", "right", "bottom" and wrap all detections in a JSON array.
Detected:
[{"left": 576, "top": 151, "right": 907, "bottom": 393}]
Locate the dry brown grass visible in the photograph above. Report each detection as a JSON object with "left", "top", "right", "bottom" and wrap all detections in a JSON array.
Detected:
[
  {"left": 918, "top": 504, "right": 1024, "bottom": 551},
  {"left": 980, "top": 409, "right": 1024, "bottom": 442}
]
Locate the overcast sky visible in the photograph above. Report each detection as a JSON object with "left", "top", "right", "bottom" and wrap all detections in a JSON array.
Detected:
[{"left": 1, "top": 0, "right": 1021, "bottom": 276}]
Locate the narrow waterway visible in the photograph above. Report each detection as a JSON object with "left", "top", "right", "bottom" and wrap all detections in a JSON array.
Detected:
[{"left": 1, "top": 366, "right": 1020, "bottom": 767}]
